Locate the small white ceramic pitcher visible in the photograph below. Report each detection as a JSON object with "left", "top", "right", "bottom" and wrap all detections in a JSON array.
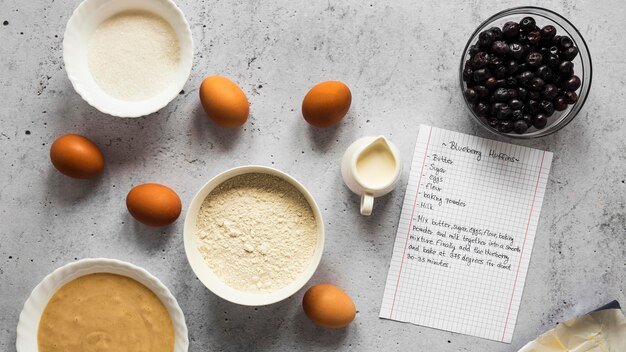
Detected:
[{"left": 341, "top": 136, "right": 401, "bottom": 216}]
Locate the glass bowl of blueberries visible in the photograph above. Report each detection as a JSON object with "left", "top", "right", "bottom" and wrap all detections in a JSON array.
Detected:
[{"left": 460, "top": 7, "right": 592, "bottom": 138}]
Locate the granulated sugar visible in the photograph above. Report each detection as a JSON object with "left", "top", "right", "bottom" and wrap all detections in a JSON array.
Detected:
[
  {"left": 88, "top": 11, "right": 180, "bottom": 101},
  {"left": 195, "top": 173, "right": 318, "bottom": 293}
]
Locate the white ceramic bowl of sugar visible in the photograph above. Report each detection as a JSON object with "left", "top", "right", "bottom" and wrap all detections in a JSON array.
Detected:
[
  {"left": 183, "top": 165, "right": 326, "bottom": 306},
  {"left": 63, "top": 0, "right": 193, "bottom": 117}
]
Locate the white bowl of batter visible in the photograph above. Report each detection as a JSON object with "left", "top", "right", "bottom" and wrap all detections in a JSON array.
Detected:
[{"left": 16, "top": 258, "right": 188, "bottom": 352}]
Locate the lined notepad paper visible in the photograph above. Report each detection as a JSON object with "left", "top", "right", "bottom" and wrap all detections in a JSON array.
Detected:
[{"left": 380, "top": 125, "right": 553, "bottom": 343}]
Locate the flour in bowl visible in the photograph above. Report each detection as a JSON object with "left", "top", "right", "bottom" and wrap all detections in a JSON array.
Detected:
[
  {"left": 88, "top": 11, "right": 180, "bottom": 101},
  {"left": 195, "top": 173, "right": 318, "bottom": 293}
]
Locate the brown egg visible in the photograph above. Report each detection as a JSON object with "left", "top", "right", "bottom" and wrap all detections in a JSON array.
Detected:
[
  {"left": 302, "top": 284, "right": 356, "bottom": 328},
  {"left": 199, "top": 76, "right": 249, "bottom": 128},
  {"left": 302, "top": 81, "right": 352, "bottom": 128},
  {"left": 50, "top": 134, "right": 105, "bottom": 179},
  {"left": 126, "top": 184, "right": 182, "bottom": 227}
]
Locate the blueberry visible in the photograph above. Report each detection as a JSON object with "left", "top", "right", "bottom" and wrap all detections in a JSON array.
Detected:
[
  {"left": 472, "top": 52, "right": 490, "bottom": 68},
  {"left": 474, "top": 101, "right": 491, "bottom": 117},
  {"left": 541, "top": 25, "right": 557, "bottom": 41},
  {"left": 468, "top": 44, "right": 481, "bottom": 57},
  {"left": 491, "top": 102, "right": 506, "bottom": 116},
  {"left": 512, "top": 109, "right": 524, "bottom": 120},
  {"left": 527, "top": 31, "right": 541, "bottom": 45},
  {"left": 559, "top": 61, "right": 574, "bottom": 75},
  {"left": 561, "top": 47, "right": 579, "bottom": 60},
  {"left": 530, "top": 77, "right": 545, "bottom": 91},
  {"left": 493, "top": 88, "right": 510, "bottom": 102},
  {"left": 542, "top": 84, "right": 559, "bottom": 100},
  {"left": 526, "top": 52, "right": 543, "bottom": 67},
  {"left": 493, "top": 65, "right": 507, "bottom": 79},
  {"left": 508, "top": 88, "right": 518, "bottom": 99},
  {"left": 552, "top": 75, "right": 564, "bottom": 85},
  {"left": 473, "top": 68, "right": 491, "bottom": 83},
  {"left": 521, "top": 114, "right": 533, "bottom": 125},
  {"left": 505, "top": 60, "right": 519, "bottom": 75},
  {"left": 489, "top": 27, "right": 503, "bottom": 40},
  {"left": 492, "top": 40, "right": 510, "bottom": 55},
  {"left": 554, "top": 97, "right": 568, "bottom": 111},
  {"left": 485, "top": 77, "right": 498, "bottom": 89},
  {"left": 509, "top": 43, "right": 525, "bottom": 60},
  {"left": 474, "top": 85, "right": 489, "bottom": 99},
  {"left": 505, "top": 76, "right": 518, "bottom": 87},
  {"left": 513, "top": 119, "right": 529, "bottom": 134},
  {"left": 549, "top": 46, "right": 559, "bottom": 55},
  {"left": 488, "top": 118, "right": 499, "bottom": 127},
  {"left": 519, "top": 34, "right": 529, "bottom": 45},
  {"left": 523, "top": 42, "right": 533, "bottom": 52},
  {"left": 519, "top": 71, "right": 535, "bottom": 86},
  {"left": 497, "top": 105, "right": 512, "bottom": 120},
  {"left": 532, "top": 114, "right": 548, "bottom": 129},
  {"left": 517, "top": 87, "right": 528, "bottom": 100},
  {"left": 564, "top": 91, "right": 578, "bottom": 104},
  {"left": 558, "top": 36, "right": 574, "bottom": 50},
  {"left": 526, "top": 100, "right": 541, "bottom": 114},
  {"left": 502, "top": 21, "right": 520, "bottom": 39},
  {"left": 464, "top": 88, "right": 478, "bottom": 102},
  {"left": 540, "top": 100, "right": 555, "bottom": 116},
  {"left": 518, "top": 62, "right": 529, "bottom": 73},
  {"left": 546, "top": 54, "right": 560, "bottom": 69},
  {"left": 495, "top": 79, "right": 507, "bottom": 88},
  {"left": 498, "top": 121, "right": 514, "bottom": 133},
  {"left": 519, "top": 17, "right": 536, "bottom": 32},
  {"left": 563, "top": 75, "right": 581, "bottom": 91},
  {"left": 488, "top": 54, "right": 503, "bottom": 68},
  {"left": 537, "top": 65, "right": 553, "bottom": 81},
  {"left": 509, "top": 99, "right": 523, "bottom": 110},
  {"left": 463, "top": 66, "right": 474, "bottom": 82},
  {"left": 529, "top": 91, "right": 541, "bottom": 101},
  {"left": 479, "top": 30, "right": 495, "bottom": 47}
]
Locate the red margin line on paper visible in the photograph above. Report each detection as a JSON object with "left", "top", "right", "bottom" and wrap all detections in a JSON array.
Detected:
[
  {"left": 501, "top": 150, "right": 546, "bottom": 341},
  {"left": 389, "top": 126, "right": 433, "bottom": 319}
]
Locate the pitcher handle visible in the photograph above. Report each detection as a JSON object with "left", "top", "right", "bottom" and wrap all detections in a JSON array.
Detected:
[{"left": 360, "top": 193, "right": 374, "bottom": 216}]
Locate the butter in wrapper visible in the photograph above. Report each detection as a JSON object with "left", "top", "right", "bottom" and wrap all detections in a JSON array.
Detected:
[{"left": 519, "top": 301, "right": 626, "bottom": 352}]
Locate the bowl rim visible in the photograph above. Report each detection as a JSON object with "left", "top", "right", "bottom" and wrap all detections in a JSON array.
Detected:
[
  {"left": 460, "top": 6, "right": 593, "bottom": 139},
  {"left": 62, "top": 0, "right": 194, "bottom": 118},
  {"left": 16, "top": 258, "right": 189, "bottom": 351},
  {"left": 183, "top": 165, "right": 325, "bottom": 306}
]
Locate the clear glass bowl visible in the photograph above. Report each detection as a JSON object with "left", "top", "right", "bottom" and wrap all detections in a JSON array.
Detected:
[{"left": 460, "top": 7, "right": 592, "bottom": 139}]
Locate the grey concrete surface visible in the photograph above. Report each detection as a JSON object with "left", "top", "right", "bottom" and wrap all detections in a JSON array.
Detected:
[{"left": 1, "top": 0, "right": 625, "bottom": 351}]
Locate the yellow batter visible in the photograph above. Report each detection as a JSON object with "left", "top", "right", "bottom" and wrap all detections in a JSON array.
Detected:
[{"left": 38, "top": 273, "right": 174, "bottom": 352}]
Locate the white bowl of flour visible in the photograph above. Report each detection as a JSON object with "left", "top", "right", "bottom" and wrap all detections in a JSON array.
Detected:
[
  {"left": 63, "top": 0, "right": 193, "bottom": 117},
  {"left": 184, "top": 166, "right": 325, "bottom": 306}
]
